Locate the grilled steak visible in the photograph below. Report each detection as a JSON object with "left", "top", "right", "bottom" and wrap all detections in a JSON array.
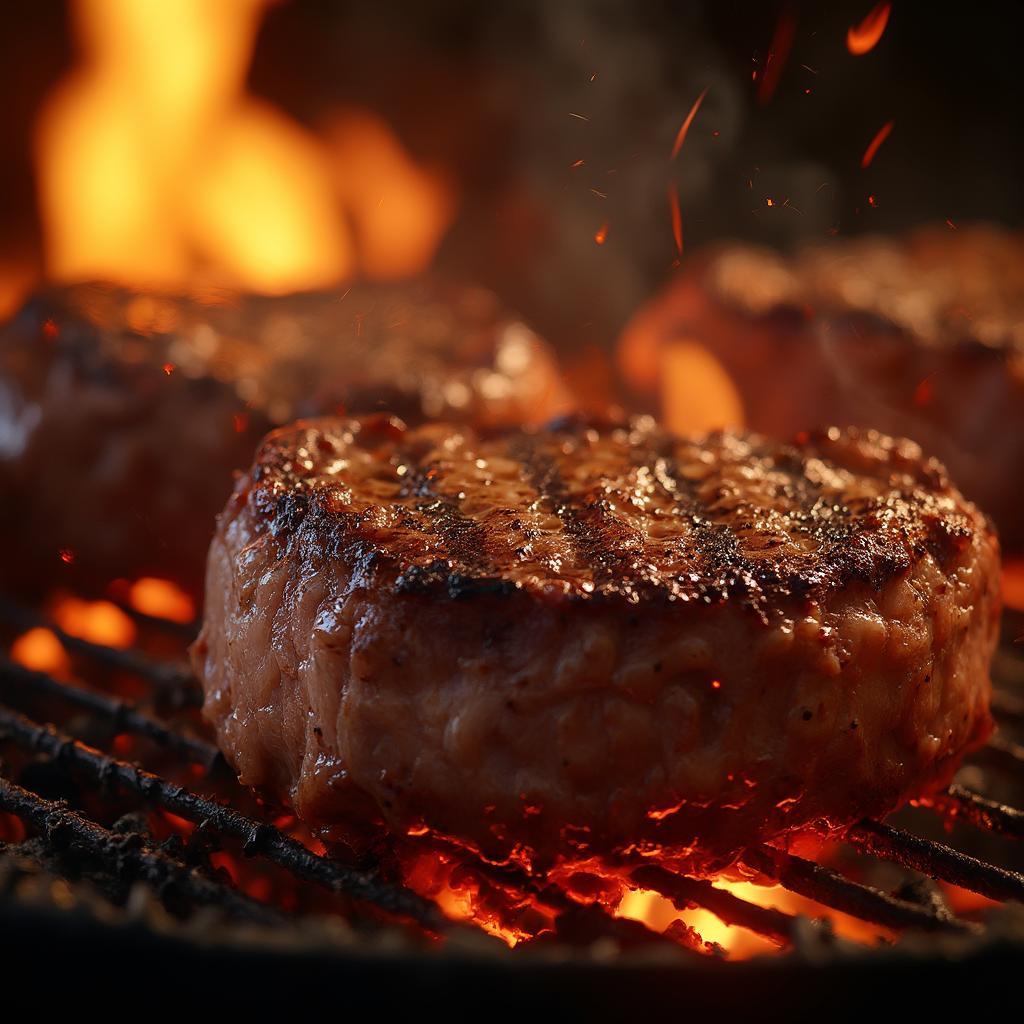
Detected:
[
  {"left": 192, "top": 414, "right": 1000, "bottom": 873},
  {"left": 0, "top": 280, "right": 569, "bottom": 599},
  {"left": 620, "top": 224, "right": 1024, "bottom": 550}
]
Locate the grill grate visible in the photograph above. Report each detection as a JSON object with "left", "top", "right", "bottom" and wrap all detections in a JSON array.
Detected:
[{"left": 1, "top": 600, "right": 1023, "bottom": 963}]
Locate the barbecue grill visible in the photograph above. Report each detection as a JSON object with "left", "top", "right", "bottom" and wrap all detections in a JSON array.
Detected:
[{"left": 1, "top": 595, "right": 1022, "bottom": 1011}]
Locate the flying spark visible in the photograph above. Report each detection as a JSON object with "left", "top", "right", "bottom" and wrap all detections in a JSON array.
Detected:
[
  {"left": 861, "top": 120, "right": 894, "bottom": 167},
  {"left": 668, "top": 185, "right": 683, "bottom": 255},
  {"left": 847, "top": 3, "right": 892, "bottom": 56},
  {"left": 671, "top": 88, "right": 709, "bottom": 160}
]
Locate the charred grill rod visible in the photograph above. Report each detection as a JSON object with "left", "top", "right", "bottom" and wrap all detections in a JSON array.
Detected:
[
  {"left": 0, "top": 659, "right": 220, "bottom": 768},
  {"left": 0, "top": 704, "right": 448, "bottom": 933},
  {"left": 739, "top": 845, "right": 977, "bottom": 935},
  {"left": 846, "top": 819, "right": 1024, "bottom": 904},
  {"left": 925, "top": 784, "right": 1024, "bottom": 840},
  {"left": 0, "top": 776, "right": 283, "bottom": 925},
  {"left": 991, "top": 688, "right": 1024, "bottom": 726},
  {"left": 981, "top": 733, "right": 1024, "bottom": 775},
  {"left": 628, "top": 864, "right": 797, "bottom": 946}
]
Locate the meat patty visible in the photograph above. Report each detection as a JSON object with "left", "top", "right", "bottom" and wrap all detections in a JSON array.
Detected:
[
  {"left": 192, "top": 414, "right": 1000, "bottom": 873},
  {"left": 0, "top": 279, "right": 570, "bottom": 599},
  {"left": 620, "top": 224, "right": 1024, "bottom": 550}
]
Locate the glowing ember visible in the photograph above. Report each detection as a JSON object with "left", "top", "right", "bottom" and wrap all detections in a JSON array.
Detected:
[
  {"left": 52, "top": 596, "right": 136, "bottom": 648},
  {"left": 127, "top": 576, "right": 196, "bottom": 624},
  {"left": 11, "top": 628, "right": 71, "bottom": 676},
  {"left": 594, "top": 223, "right": 609, "bottom": 245},
  {"left": 668, "top": 185, "right": 683, "bottom": 255},
  {"left": 847, "top": 3, "right": 892, "bottom": 56},
  {"left": 670, "top": 87, "right": 708, "bottom": 160},
  {"left": 861, "top": 120, "right": 894, "bottom": 168},
  {"left": 59, "top": 548, "right": 75, "bottom": 565}
]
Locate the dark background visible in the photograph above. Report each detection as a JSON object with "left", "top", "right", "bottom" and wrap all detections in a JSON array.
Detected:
[{"left": 2, "top": 0, "right": 1022, "bottom": 353}]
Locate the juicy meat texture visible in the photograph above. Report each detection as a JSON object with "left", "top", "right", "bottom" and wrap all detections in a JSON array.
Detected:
[
  {"left": 620, "top": 223, "right": 1024, "bottom": 550},
  {"left": 0, "top": 280, "right": 570, "bottom": 598},
  {"left": 193, "top": 414, "right": 1000, "bottom": 873}
]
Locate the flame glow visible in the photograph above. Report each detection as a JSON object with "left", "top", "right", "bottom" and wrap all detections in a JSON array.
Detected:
[
  {"left": 35, "top": 0, "right": 453, "bottom": 293},
  {"left": 127, "top": 577, "right": 196, "bottom": 624},
  {"left": 1003, "top": 559, "right": 1024, "bottom": 612},
  {"left": 661, "top": 341, "right": 744, "bottom": 434},
  {"left": 619, "top": 875, "right": 890, "bottom": 959},
  {"left": 847, "top": 3, "right": 892, "bottom": 56},
  {"left": 52, "top": 596, "right": 136, "bottom": 648},
  {"left": 11, "top": 628, "right": 71, "bottom": 676}
]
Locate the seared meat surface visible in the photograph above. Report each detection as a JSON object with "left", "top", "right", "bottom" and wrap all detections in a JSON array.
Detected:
[
  {"left": 193, "top": 414, "right": 1000, "bottom": 872},
  {"left": 621, "top": 224, "right": 1024, "bottom": 549},
  {"left": 0, "top": 280, "right": 569, "bottom": 598}
]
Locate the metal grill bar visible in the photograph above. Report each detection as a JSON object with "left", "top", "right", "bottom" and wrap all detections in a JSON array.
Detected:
[
  {"left": 846, "top": 819, "right": 1024, "bottom": 904},
  {"left": 0, "top": 776, "right": 282, "bottom": 926},
  {"left": 991, "top": 689, "right": 1024, "bottom": 725},
  {"left": 629, "top": 864, "right": 797, "bottom": 946},
  {"left": 412, "top": 833, "right": 693, "bottom": 951},
  {"left": 3, "top": 592, "right": 1024, "bottom": 955},
  {"left": 0, "top": 658, "right": 220, "bottom": 767},
  {"left": 738, "top": 845, "right": 977, "bottom": 935},
  {"left": 0, "top": 704, "right": 448, "bottom": 932},
  {"left": 983, "top": 733, "right": 1024, "bottom": 773},
  {"left": 927, "top": 784, "right": 1024, "bottom": 840}
]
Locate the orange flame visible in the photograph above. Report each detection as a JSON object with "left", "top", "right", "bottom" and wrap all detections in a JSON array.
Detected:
[
  {"left": 861, "top": 120, "right": 894, "bottom": 168},
  {"left": 847, "top": 3, "right": 892, "bottom": 56},
  {"left": 35, "top": 0, "right": 453, "bottom": 293}
]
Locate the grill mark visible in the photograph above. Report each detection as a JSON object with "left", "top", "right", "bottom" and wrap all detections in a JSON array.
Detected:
[
  {"left": 255, "top": 417, "right": 987, "bottom": 612},
  {"left": 630, "top": 435, "right": 752, "bottom": 603},
  {"left": 515, "top": 433, "right": 646, "bottom": 594},
  {"left": 399, "top": 435, "right": 497, "bottom": 579}
]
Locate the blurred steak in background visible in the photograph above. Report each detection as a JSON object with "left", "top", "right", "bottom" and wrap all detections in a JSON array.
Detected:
[
  {"left": 620, "top": 224, "right": 1024, "bottom": 550},
  {"left": 0, "top": 279, "right": 570, "bottom": 599}
]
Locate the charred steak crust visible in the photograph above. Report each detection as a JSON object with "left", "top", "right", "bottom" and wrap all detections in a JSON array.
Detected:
[
  {"left": 0, "top": 280, "right": 570, "bottom": 596},
  {"left": 249, "top": 414, "right": 980, "bottom": 614},
  {"left": 194, "top": 414, "right": 1000, "bottom": 872}
]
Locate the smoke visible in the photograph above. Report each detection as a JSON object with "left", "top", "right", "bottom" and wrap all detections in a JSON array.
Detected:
[{"left": 436, "top": 0, "right": 840, "bottom": 354}]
